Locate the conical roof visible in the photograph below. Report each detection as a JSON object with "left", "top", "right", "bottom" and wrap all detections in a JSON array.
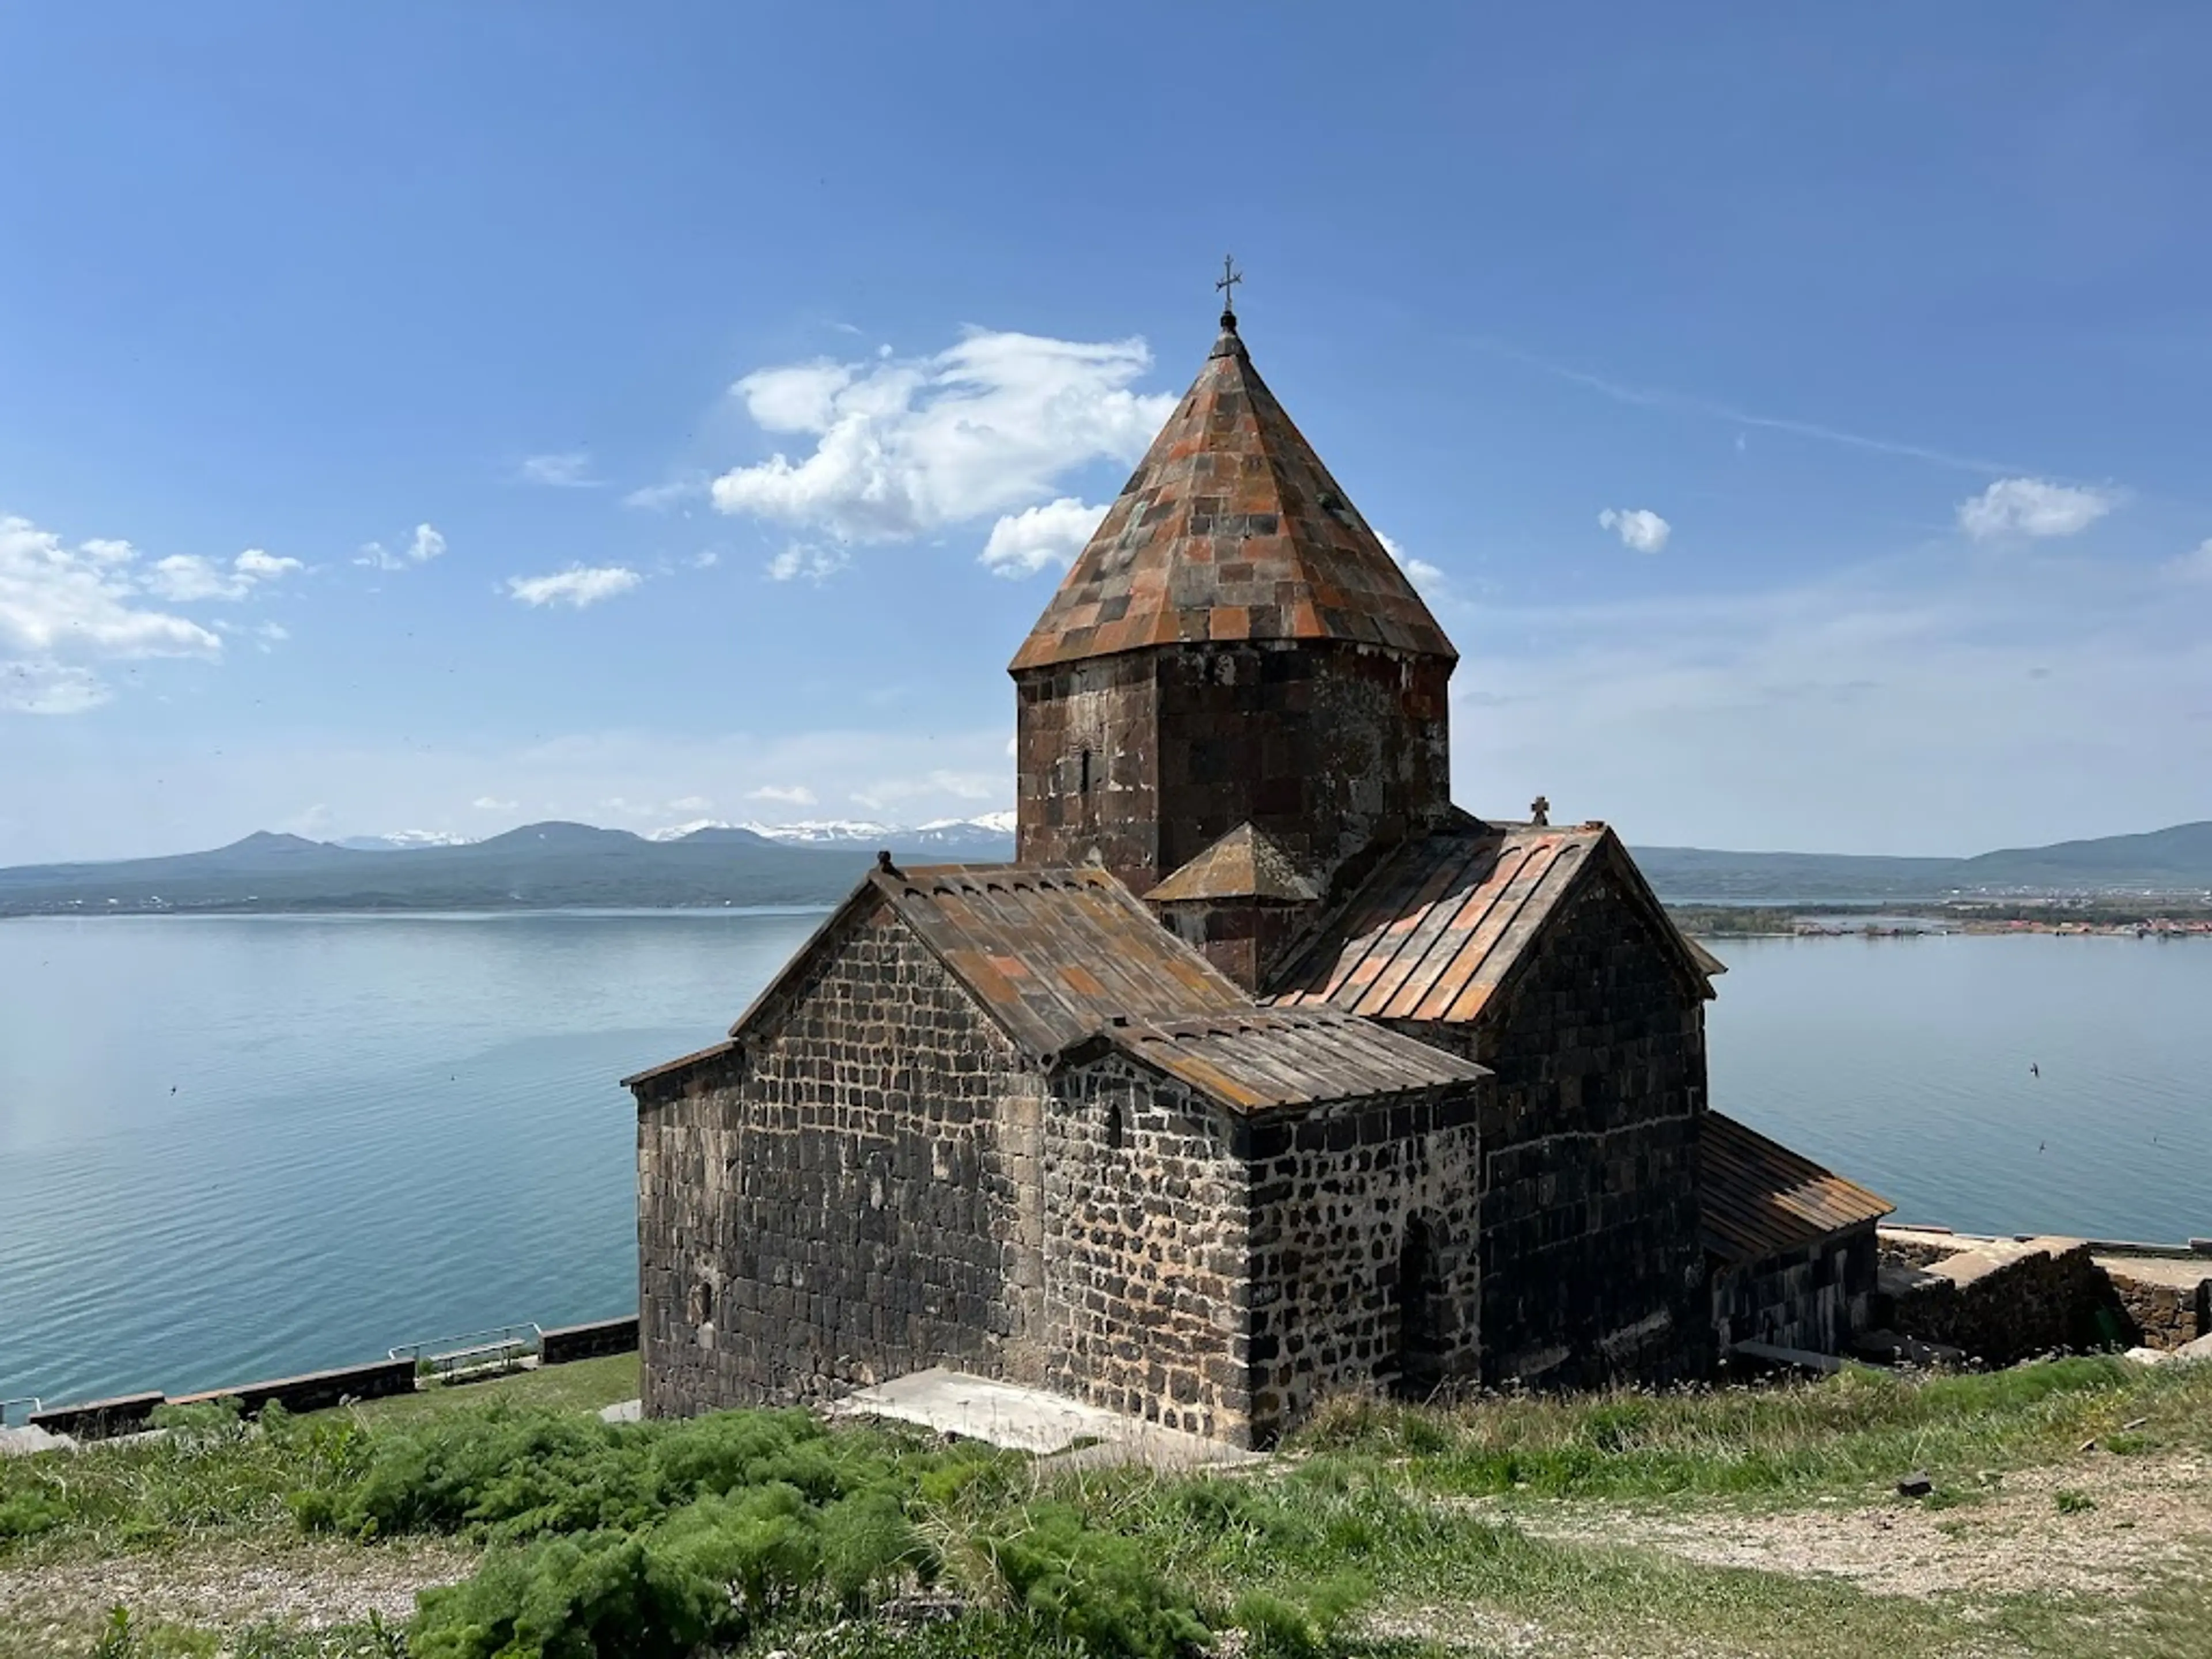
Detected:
[{"left": 1009, "top": 316, "right": 1457, "bottom": 673}]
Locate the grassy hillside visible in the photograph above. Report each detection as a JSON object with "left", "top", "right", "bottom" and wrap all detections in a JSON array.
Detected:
[{"left": 5, "top": 1357, "right": 2207, "bottom": 1658}]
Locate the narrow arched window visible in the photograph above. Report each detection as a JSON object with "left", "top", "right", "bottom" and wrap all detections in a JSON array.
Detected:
[
  {"left": 1105, "top": 1099, "right": 1124, "bottom": 1150},
  {"left": 1080, "top": 748, "right": 1093, "bottom": 794}
]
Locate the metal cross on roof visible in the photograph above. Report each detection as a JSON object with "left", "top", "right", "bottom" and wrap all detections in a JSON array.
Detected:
[{"left": 1215, "top": 256, "right": 1243, "bottom": 325}]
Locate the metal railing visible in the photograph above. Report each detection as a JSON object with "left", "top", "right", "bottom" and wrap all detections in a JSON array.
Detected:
[
  {"left": 388, "top": 1323, "right": 544, "bottom": 1381},
  {"left": 0, "top": 1396, "right": 43, "bottom": 1429}
]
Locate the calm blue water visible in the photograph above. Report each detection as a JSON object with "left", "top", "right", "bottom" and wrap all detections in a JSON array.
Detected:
[{"left": 1, "top": 917, "right": 2206, "bottom": 1407}]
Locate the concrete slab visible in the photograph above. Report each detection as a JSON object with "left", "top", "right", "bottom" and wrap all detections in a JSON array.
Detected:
[
  {"left": 830, "top": 1369, "right": 1260, "bottom": 1469},
  {"left": 0, "top": 1425, "right": 71, "bottom": 1457}
]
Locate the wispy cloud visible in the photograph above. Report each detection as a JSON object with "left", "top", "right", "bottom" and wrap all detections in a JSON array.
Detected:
[
  {"left": 145, "top": 547, "right": 304, "bottom": 602},
  {"left": 505, "top": 565, "right": 643, "bottom": 608},
  {"left": 357, "top": 522, "right": 447, "bottom": 571},
  {"left": 1597, "top": 507, "right": 1671, "bottom": 554},
  {"left": 766, "top": 544, "right": 849, "bottom": 584},
  {"left": 518, "top": 451, "right": 599, "bottom": 488},
  {"left": 747, "top": 783, "right": 817, "bottom": 806},
  {"left": 1467, "top": 339, "right": 2021, "bottom": 476}
]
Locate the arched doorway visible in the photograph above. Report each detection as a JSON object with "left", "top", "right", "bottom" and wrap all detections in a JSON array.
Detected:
[{"left": 1393, "top": 1214, "right": 1446, "bottom": 1400}]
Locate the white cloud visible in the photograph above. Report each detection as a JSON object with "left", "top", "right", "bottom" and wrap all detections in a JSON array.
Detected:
[
  {"left": 357, "top": 522, "right": 448, "bottom": 571},
  {"left": 1597, "top": 507, "right": 1671, "bottom": 554},
  {"left": 980, "top": 497, "right": 1107, "bottom": 578},
  {"left": 518, "top": 452, "right": 597, "bottom": 487},
  {"left": 691, "top": 550, "right": 720, "bottom": 569},
  {"left": 505, "top": 565, "right": 643, "bottom": 608},
  {"left": 1956, "top": 478, "right": 2116, "bottom": 541},
  {"left": 1376, "top": 531, "right": 1447, "bottom": 594},
  {"left": 0, "top": 514, "right": 232, "bottom": 713},
  {"left": 472, "top": 796, "right": 518, "bottom": 811},
  {"left": 2, "top": 659, "right": 109, "bottom": 714},
  {"left": 2165, "top": 539, "right": 2212, "bottom": 584},
  {"left": 710, "top": 330, "right": 1176, "bottom": 550},
  {"left": 747, "top": 783, "right": 817, "bottom": 806},
  {"left": 766, "top": 544, "right": 849, "bottom": 584},
  {"left": 145, "top": 547, "right": 302, "bottom": 602}
]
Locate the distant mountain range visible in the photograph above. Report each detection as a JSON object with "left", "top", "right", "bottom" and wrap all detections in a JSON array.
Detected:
[{"left": 0, "top": 816, "right": 2206, "bottom": 918}]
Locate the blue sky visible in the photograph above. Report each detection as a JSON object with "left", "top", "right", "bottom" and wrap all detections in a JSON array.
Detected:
[{"left": 4, "top": 3, "right": 2209, "bottom": 863}]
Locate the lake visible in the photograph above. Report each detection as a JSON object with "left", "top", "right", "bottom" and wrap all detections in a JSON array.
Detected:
[{"left": 2, "top": 915, "right": 2206, "bottom": 1408}]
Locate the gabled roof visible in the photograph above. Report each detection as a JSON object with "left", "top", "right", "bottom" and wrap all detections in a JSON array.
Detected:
[
  {"left": 1071, "top": 1007, "right": 1485, "bottom": 1115},
  {"left": 1144, "top": 823, "right": 1319, "bottom": 904},
  {"left": 1700, "top": 1111, "right": 1894, "bottom": 1266},
  {"left": 1264, "top": 820, "right": 1713, "bottom": 1025},
  {"left": 714, "top": 862, "right": 1252, "bottom": 1066},
  {"left": 1009, "top": 319, "right": 1456, "bottom": 673}
]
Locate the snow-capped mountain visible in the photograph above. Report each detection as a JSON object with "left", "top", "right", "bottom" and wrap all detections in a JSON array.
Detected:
[
  {"left": 333, "top": 831, "right": 479, "bottom": 852},
  {"left": 733, "top": 819, "right": 899, "bottom": 846},
  {"left": 729, "top": 814, "right": 1018, "bottom": 857}
]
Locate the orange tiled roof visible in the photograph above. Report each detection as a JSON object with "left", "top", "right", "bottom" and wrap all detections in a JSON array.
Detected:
[
  {"left": 1266, "top": 820, "right": 1714, "bottom": 1024},
  {"left": 1144, "top": 823, "right": 1318, "bottom": 904},
  {"left": 1266, "top": 824, "right": 1605, "bottom": 1023},
  {"left": 1009, "top": 320, "right": 1457, "bottom": 672},
  {"left": 1700, "top": 1111, "right": 1894, "bottom": 1266}
]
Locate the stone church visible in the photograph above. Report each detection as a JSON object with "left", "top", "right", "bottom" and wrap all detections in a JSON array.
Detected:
[{"left": 625, "top": 296, "right": 1892, "bottom": 1448}]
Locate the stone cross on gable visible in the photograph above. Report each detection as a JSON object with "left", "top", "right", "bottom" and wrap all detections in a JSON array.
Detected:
[{"left": 1530, "top": 796, "right": 1550, "bottom": 827}]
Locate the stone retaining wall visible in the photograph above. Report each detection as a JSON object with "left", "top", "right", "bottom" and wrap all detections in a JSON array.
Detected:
[
  {"left": 540, "top": 1316, "right": 641, "bottom": 1365},
  {"left": 1877, "top": 1236, "right": 2126, "bottom": 1365},
  {"left": 2103, "top": 1266, "right": 2211, "bottom": 1350}
]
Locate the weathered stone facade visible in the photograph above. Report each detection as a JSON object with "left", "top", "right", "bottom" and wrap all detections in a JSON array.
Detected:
[
  {"left": 1040, "top": 1057, "right": 1252, "bottom": 1440},
  {"left": 634, "top": 903, "right": 1047, "bottom": 1419},
  {"left": 1713, "top": 1228, "right": 1879, "bottom": 1355},
  {"left": 1394, "top": 866, "right": 1711, "bottom": 1388},
  {"left": 1016, "top": 641, "right": 1451, "bottom": 898}
]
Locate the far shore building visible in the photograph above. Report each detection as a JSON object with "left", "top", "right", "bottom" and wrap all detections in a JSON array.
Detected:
[{"left": 624, "top": 292, "right": 1892, "bottom": 1448}]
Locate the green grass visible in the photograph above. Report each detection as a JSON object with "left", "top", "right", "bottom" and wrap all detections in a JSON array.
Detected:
[
  {"left": 5, "top": 1358, "right": 2207, "bottom": 1657},
  {"left": 1287, "top": 1355, "right": 2212, "bottom": 1503},
  {"left": 339, "top": 1353, "right": 639, "bottom": 1427}
]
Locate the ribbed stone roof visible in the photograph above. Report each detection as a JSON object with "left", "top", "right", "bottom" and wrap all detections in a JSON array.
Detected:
[{"left": 1009, "top": 317, "right": 1457, "bottom": 672}]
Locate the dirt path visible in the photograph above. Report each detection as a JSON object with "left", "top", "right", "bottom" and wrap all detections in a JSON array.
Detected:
[
  {"left": 1476, "top": 1452, "right": 2212, "bottom": 1602},
  {"left": 0, "top": 1535, "right": 475, "bottom": 1646}
]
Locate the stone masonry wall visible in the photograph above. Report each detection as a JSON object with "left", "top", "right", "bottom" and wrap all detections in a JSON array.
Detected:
[
  {"left": 1450, "top": 868, "right": 1710, "bottom": 1389},
  {"left": 1016, "top": 641, "right": 1450, "bottom": 897},
  {"left": 633, "top": 902, "right": 1046, "bottom": 1418},
  {"left": 1713, "top": 1228, "right": 1878, "bottom": 1356},
  {"left": 1014, "top": 650, "right": 1160, "bottom": 886},
  {"left": 1240, "top": 1088, "right": 1484, "bottom": 1443},
  {"left": 1041, "top": 1058, "right": 1251, "bottom": 1442},
  {"left": 1877, "top": 1237, "right": 2123, "bottom": 1365},
  {"left": 2106, "top": 1265, "right": 2212, "bottom": 1350}
]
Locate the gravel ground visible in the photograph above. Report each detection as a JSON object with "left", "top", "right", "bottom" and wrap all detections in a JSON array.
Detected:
[
  {"left": 1469, "top": 1453, "right": 2212, "bottom": 1602},
  {"left": 0, "top": 1535, "right": 475, "bottom": 1648}
]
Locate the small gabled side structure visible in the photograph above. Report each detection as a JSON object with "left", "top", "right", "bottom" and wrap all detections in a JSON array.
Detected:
[
  {"left": 1144, "top": 822, "right": 1320, "bottom": 991},
  {"left": 1702, "top": 1111, "right": 1894, "bottom": 1358},
  {"left": 1267, "top": 817, "right": 1718, "bottom": 1388}
]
